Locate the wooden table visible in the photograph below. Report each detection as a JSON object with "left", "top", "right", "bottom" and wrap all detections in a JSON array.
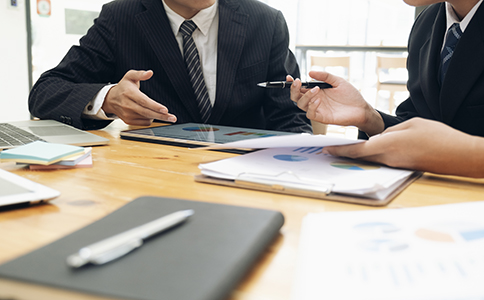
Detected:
[{"left": 1, "top": 120, "right": 484, "bottom": 300}]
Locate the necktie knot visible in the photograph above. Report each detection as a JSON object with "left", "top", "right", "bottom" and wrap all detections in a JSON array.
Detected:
[
  {"left": 180, "top": 20, "right": 197, "bottom": 37},
  {"left": 440, "top": 22, "right": 462, "bottom": 83}
]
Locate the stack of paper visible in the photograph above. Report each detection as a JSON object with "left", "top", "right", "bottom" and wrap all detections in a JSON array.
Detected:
[
  {"left": 292, "top": 202, "right": 484, "bottom": 300},
  {"left": 198, "top": 133, "right": 363, "bottom": 150},
  {"left": 29, "top": 147, "right": 93, "bottom": 170},
  {"left": 0, "top": 141, "right": 86, "bottom": 166}
]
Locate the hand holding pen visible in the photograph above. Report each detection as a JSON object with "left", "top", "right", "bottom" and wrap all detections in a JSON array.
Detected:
[{"left": 287, "top": 71, "right": 385, "bottom": 136}]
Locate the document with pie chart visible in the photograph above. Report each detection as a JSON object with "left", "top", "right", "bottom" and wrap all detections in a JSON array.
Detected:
[
  {"left": 198, "top": 147, "right": 417, "bottom": 200},
  {"left": 292, "top": 201, "right": 484, "bottom": 300}
]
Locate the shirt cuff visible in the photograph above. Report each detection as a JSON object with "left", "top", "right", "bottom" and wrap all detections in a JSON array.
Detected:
[{"left": 82, "top": 84, "right": 117, "bottom": 120}]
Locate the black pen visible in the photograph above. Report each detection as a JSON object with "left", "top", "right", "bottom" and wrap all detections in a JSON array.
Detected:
[{"left": 257, "top": 81, "right": 333, "bottom": 89}]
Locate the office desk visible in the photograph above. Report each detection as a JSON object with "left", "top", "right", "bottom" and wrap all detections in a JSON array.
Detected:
[{"left": 1, "top": 120, "right": 484, "bottom": 300}]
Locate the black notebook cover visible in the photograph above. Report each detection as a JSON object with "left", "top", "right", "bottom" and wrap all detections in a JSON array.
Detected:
[{"left": 0, "top": 196, "right": 284, "bottom": 300}]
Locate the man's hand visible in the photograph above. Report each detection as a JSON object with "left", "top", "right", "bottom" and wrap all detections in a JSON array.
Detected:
[
  {"left": 102, "top": 70, "right": 177, "bottom": 126},
  {"left": 288, "top": 71, "right": 384, "bottom": 136},
  {"left": 322, "top": 118, "right": 484, "bottom": 178}
]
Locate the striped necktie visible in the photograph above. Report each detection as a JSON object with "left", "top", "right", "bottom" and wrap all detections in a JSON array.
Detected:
[
  {"left": 440, "top": 22, "right": 462, "bottom": 83},
  {"left": 180, "top": 20, "right": 212, "bottom": 123}
]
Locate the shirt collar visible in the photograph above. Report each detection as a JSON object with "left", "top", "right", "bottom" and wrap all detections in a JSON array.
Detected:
[
  {"left": 162, "top": 0, "right": 218, "bottom": 37},
  {"left": 445, "top": 0, "right": 483, "bottom": 33}
]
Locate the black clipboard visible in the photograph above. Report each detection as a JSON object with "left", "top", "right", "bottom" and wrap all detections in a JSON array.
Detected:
[{"left": 0, "top": 196, "right": 284, "bottom": 300}]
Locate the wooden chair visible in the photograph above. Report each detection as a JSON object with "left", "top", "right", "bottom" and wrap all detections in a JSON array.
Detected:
[
  {"left": 375, "top": 55, "right": 408, "bottom": 114},
  {"left": 309, "top": 55, "right": 351, "bottom": 135},
  {"left": 310, "top": 55, "right": 351, "bottom": 80}
]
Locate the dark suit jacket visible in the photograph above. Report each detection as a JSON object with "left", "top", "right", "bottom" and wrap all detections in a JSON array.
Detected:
[
  {"left": 29, "top": 0, "right": 311, "bottom": 133},
  {"left": 377, "top": 3, "right": 484, "bottom": 137}
]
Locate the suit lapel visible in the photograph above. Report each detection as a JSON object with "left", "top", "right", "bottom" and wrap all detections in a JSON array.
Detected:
[
  {"left": 136, "top": 0, "right": 200, "bottom": 121},
  {"left": 440, "top": 3, "right": 484, "bottom": 124},
  {"left": 419, "top": 4, "right": 447, "bottom": 121},
  {"left": 208, "top": 0, "right": 248, "bottom": 124}
]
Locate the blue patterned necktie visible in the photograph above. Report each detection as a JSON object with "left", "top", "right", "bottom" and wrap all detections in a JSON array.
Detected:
[
  {"left": 440, "top": 22, "right": 462, "bottom": 83},
  {"left": 180, "top": 20, "right": 212, "bottom": 123}
]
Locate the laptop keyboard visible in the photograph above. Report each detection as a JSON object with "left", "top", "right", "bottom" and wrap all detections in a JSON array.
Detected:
[{"left": 0, "top": 123, "right": 45, "bottom": 148}]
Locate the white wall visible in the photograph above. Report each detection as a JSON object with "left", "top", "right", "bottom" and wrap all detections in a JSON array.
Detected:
[
  {"left": 0, "top": 0, "right": 30, "bottom": 121},
  {"left": 30, "top": 0, "right": 107, "bottom": 83}
]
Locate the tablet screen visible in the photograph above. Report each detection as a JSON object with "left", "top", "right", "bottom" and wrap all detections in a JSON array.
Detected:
[{"left": 120, "top": 123, "right": 295, "bottom": 147}]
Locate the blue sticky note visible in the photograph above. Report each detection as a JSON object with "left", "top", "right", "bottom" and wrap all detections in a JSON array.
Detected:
[{"left": 0, "top": 141, "right": 85, "bottom": 165}]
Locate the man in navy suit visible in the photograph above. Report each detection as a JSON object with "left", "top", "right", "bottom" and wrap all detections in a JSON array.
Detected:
[
  {"left": 291, "top": 0, "right": 484, "bottom": 137},
  {"left": 290, "top": 0, "right": 484, "bottom": 177},
  {"left": 29, "top": 0, "right": 311, "bottom": 133}
]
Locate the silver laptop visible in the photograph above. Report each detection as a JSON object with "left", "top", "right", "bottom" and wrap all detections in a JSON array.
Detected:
[
  {"left": 0, "top": 169, "right": 59, "bottom": 208},
  {"left": 0, "top": 120, "right": 109, "bottom": 150}
]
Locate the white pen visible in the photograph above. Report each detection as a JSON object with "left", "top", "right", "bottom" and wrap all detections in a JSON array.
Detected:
[{"left": 66, "top": 209, "right": 194, "bottom": 268}]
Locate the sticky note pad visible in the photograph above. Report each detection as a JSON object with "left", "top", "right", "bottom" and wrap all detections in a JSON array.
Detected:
[{"left": 0, "top": 141, "right": 85, "bottom": 165}]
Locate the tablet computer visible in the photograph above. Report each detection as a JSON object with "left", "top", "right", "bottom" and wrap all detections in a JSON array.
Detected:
[
  {"left": 120, "top": 123, "right": 296, "bottom": 153},
  {"left": 0, "top": 169, "right": 60, "bottom": 209}
]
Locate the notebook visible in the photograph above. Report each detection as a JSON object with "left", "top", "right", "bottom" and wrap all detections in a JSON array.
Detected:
[
  {"left": 0, "top": 120, "right": 109, "bottom": 150},
  {"left": 0, "top": 196, "right": 284, "bottom": 300},
  {"left": 0, "top": 168, "right": 59, "bottom": 208}
]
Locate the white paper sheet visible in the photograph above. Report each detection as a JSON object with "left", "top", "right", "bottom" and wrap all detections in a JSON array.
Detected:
[
  {"left": 199, "top": 147, "right": 414, "bottom": 199},
  {"left": 292, "top": 202, "right": 484, "bottom": 300},
  {"left": 196, "top": 133, "right": 363, "bottom": 150}
]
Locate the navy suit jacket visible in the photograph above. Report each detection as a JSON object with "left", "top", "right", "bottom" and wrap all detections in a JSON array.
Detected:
[
  {"left": 376, "top": 3, "right": 484, "bottom": 137},
  {"left": 29, "top": 0, "right": 311, "bottom": 133}
]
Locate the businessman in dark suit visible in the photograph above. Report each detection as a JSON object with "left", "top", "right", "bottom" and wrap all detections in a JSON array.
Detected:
[
  {"left": 29, "top": 0, "right": 311, "bottom": 133},
  {"left": 290, "top": 0, "right": 483, "bottom": 137},
  {"left": 288, "top": 0, "right": 484, "bottom": 178}
]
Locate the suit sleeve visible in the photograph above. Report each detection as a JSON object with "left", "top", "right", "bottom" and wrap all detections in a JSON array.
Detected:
[
  {"left": 262, "top": 11, "right": 311, "bottom": 133},
  {"left": 28, "top": 4, "right": 117, "bottom": 130},
  {"left": 378, "top": 97, "right": 420, "bottom": 128}
]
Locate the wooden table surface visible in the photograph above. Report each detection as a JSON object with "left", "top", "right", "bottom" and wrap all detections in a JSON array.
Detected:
[{"left": 1, "top": 120, "right": 483, "bottom": 300}]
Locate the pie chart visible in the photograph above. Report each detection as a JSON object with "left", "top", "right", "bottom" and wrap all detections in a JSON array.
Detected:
[
  {"left": 415, "top": 222, "right": 484, "bottom": 243},
  {"left": 273, "top": 154, "right": 308, "bottom": 162}
]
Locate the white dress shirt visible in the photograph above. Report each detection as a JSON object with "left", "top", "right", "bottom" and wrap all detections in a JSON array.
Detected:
[
  {"left": 83, "top": 0, "right": 219, "bottom": 120},
  {"left": 443, "top": 0, "right": 483, "bottom": 49}
]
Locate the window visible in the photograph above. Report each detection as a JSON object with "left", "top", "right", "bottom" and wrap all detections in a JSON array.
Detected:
[
  {"left": 260, "top": 0, "right": 416, "bottom": 115},
  {"left": 260, "top": 0, "right": 415, "bottom": 48}
]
